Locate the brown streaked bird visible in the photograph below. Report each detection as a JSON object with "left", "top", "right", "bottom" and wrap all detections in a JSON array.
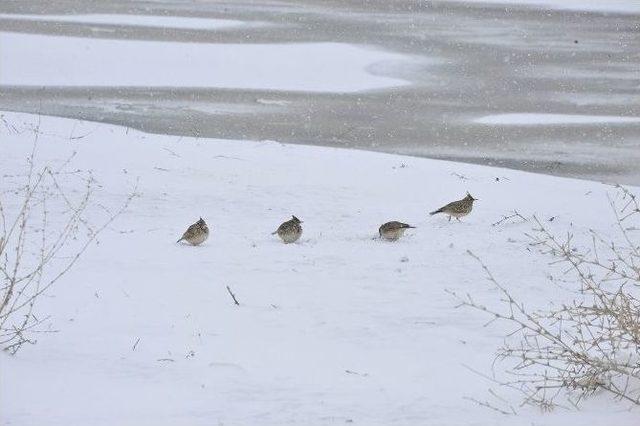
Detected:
[
  {"left": 272, "top": 215, "right": 303, "bottom": 244},
  {"left": 177, "top": 217, "right": 209, "bottom": 245},
  {"left": 430, "top": 192, "right": 477, "bottom": 221},
  {"left": 379, "top": 221, "right": 415, "bottom": 241}
]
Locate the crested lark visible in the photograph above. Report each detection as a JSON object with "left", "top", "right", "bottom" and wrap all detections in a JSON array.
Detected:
[
  {"left": 177, "top": 217, "right": 209, "bottom": 245},
  {"left": 379, "top": 221, "right": 415, "bottom": 241},
  {"left": 430, "top": 192, "right": 477, "bottom": 221},
  {"left": 273, "top": 215, "right": 303, "bottom": 244}
]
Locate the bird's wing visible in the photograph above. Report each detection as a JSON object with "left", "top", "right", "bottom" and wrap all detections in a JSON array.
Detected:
[{"left": 184, "top": 224, "right": 199, "bottom": 237}]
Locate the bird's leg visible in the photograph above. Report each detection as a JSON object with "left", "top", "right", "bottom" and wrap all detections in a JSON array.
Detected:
[
  {"left": 448, "top": 215, "right": 452, "bottom": 222},
  {"left": 456, "top": 217, "right": 461, "bottom": 222}
]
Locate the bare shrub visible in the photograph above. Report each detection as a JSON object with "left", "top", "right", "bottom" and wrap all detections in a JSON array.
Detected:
[
  {"left": 451, "top": 186, "right": 640, "bottom": 410},
  {"left": 0, "top": 123, "right": 134, "bottom": 354}
]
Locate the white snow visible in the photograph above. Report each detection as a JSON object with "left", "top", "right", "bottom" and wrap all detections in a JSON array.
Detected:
[
  {"left": 0, "top": 13, "right": 251, "bottom": 30},
  {"left": 474, "top": 113, "right": 640, "bottom": 125},
  {"left": 1, "top": 112, "right": 637, "bottom": 426},
  {"left": 0, "top": 32, "right": 412, "bottom": 93},
  {"left": 440, "top": 0, "right": 640, "bottom": 14}
]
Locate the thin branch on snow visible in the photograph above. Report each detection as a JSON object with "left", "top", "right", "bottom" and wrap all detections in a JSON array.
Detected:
[
  {"left": 491, "top": 210, "right": 528, "bottom": 227},
  {"left": 463, "top": 396, "right": 516, "bottom": 416},
  {"left": 226, "top": 285, "right": 240, "bottom": 306}
]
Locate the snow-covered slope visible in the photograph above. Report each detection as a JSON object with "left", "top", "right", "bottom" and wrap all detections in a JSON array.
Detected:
[{"left": 0, "top": 112, "right": 636, "bottom": 426}]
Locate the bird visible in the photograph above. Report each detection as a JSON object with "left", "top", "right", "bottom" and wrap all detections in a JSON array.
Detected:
[
  {"left": 272, "top": 215, "right": 303, "bottom": 244},
  {"left": 430, "top": 192, "right": 477, "bottom": 221},
  {"left": 177, "top": 217, "right": 209, "bottom": 245},
  {"left": 379, "top": 221, "right": 415, "bottom": 241}
]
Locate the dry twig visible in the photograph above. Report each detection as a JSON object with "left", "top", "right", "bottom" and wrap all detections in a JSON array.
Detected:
[
  {"left": 226, "top": 285, "right": 240, "bottom": 306},
  {"left": 0, "top": 120, "right": 135, "bottom": 354},
  {"left": 451, "top": 188, "right": 640, "bottom": 409}
]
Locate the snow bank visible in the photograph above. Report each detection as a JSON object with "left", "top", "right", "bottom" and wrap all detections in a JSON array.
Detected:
[
  {"left": 0, "top": 32, "right": 412, "bottom": 92},
  {"left": 0, "top": 112, "right": 637, "bottom": 426}
]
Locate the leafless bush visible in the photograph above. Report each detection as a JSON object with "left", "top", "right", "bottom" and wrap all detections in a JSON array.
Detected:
[
  {"left": 452, "top": 186, "right": 640, "bottom": 410},
  {"left": 0, "top": 124, "right": 134, "bottom": 354}
]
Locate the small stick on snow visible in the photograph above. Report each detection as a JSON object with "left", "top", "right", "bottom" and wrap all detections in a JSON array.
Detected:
[
  {"left": 491, "top": 210, "right": 528, "bottom": 227},
  {"left": 463, "top": 396, "right": 516, "bottom": 416},
  {"left": 163, "top": 147, "right": 181, "bottom": 158},
  {"left": 226, "top": 285, "right": 240, "bottom": 306},
  {"left": 451, "top": 172, "right": 469, "bottom": 180},
  {"left": 132, "top": 337, "right": 140, "bottom": 351},
  {"left": 345, "top": 369, "right": 369, "bottom": 377}
]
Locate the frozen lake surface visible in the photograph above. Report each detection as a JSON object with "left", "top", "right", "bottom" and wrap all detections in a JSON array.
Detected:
[
  {"left": 0, "top": 0, "right": 638, "bottom": 183},
  {"left": 437, "top": 0, "right": 640, "bottom": 13}
]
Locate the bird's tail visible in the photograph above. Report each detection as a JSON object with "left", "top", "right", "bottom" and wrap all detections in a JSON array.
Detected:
[
  {"left": 176, "top": 237, "right": 184, "bottom": 243},
  {"left": 271, "top": 231, "right": 278, "bottom": 235},
  {"left": 429, "top": 208, "right": 443, "bottom": 216}
]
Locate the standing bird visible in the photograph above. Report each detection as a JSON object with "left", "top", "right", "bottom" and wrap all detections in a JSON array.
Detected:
[
  {"left": 430, "top": 192, "right": 477, "bottom": 221},
  {"left": 177, "top": 217, "right": 209, "bottom": 245},
  {"left": 273, "top": 215, "right": 303, "bottom": 244},
  {"left": 379, "top": 221, "right": 415, "bottom": 241}
]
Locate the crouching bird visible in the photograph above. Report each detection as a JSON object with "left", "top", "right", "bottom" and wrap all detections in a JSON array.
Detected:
[
  {"left": 273, "top": 215, "right": 303, "bottom": 244},
  {"left": 379, "top": 221, "right": 415, "bottom": 241},
  {"left": 177, "top": 217, "right": 209, "bottom": 245},
  {"left": 430, "top": 192, "right": 477, "bottom": 221}
]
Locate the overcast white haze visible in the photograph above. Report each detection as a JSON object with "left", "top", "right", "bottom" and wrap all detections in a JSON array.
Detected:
[{"left": 0, "top": 1, "right": 639, "bottom": 425}]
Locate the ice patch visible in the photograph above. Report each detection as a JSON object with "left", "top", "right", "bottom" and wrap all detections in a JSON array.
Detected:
[
  {"left": 474, "top": 113, "right": 640, "bottom": 125},
  {"left": 0, "top": 32, "right": 412, "bottom": 93},
  {"left": 0, "top": 13, "right": 251, "bottom": 30},
  {"left": 256, "top": 99, "right": 291, "bottom": 106}
]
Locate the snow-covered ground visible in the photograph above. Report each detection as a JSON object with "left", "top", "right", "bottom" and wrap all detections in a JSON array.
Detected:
[
  {"left": 0, "top": 32, "right": 413, "bottom": 92},
  {"left": 1, "top": 112, "right": 637, "bottom": 426},
  {"left": 0, "top": 13, "right": 253, "bottom": 30}
]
